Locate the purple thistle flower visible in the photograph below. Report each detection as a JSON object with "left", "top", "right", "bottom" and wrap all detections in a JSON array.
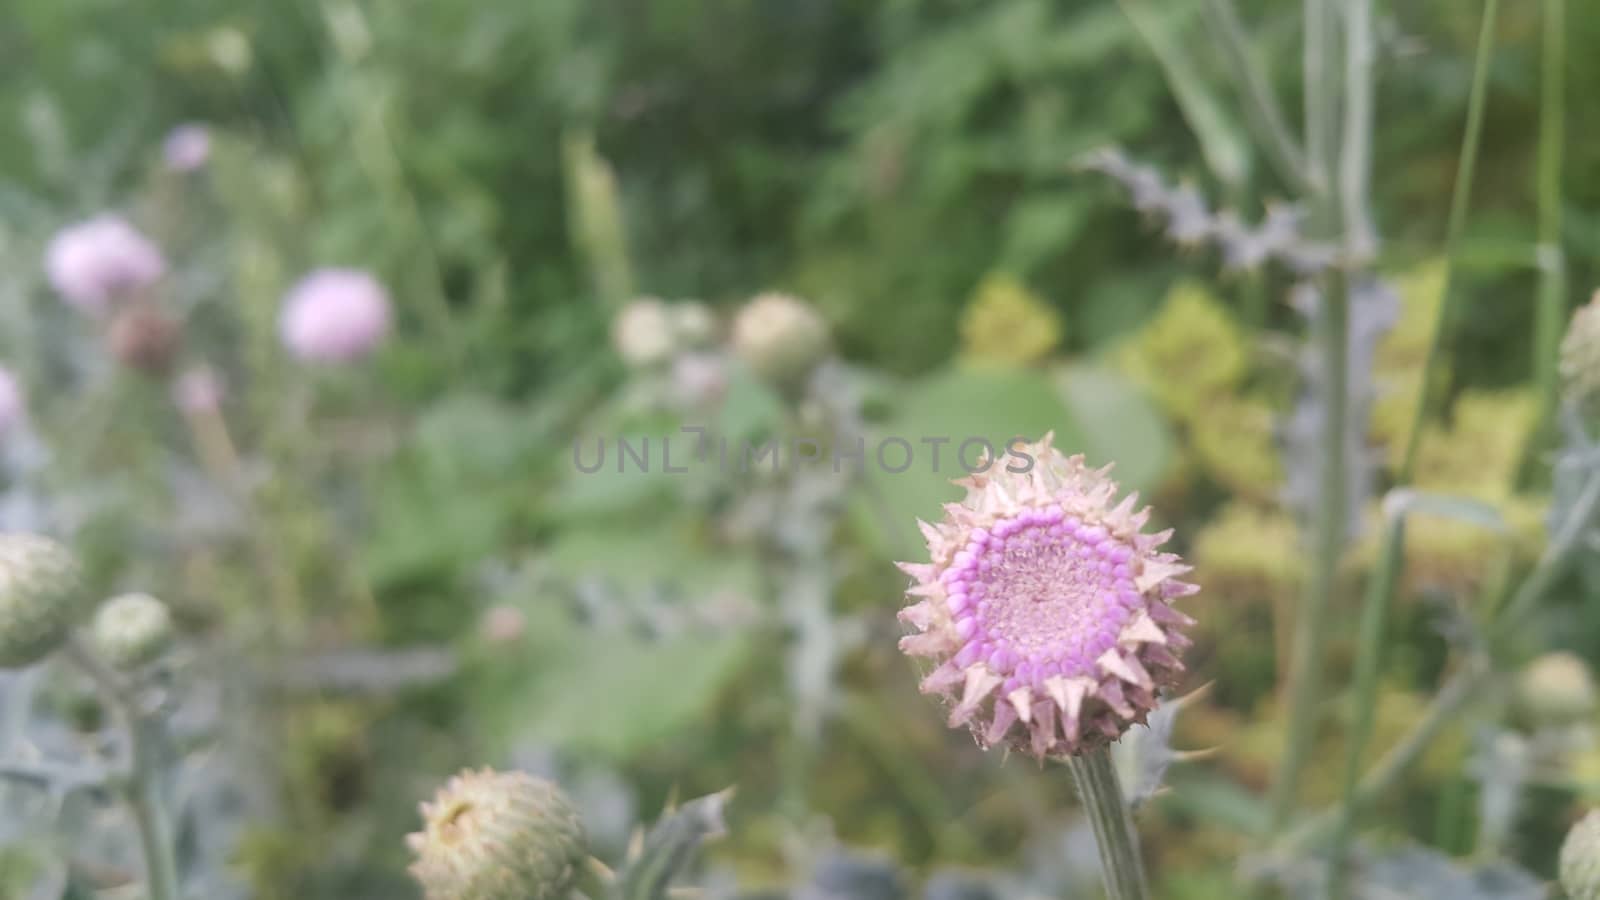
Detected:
[
  {"left": 897, "top": 433, "right": 1197, "bottom": 759},
  {"left": 172, "top": 365, "right": 224, "bottom": 414},
  {"left": 44, "top": 215, "right": 166, "bottom": 315},
  {"left": 279, "top": 268, "right": 392, "bottom": 363},
  {"left": 162, "top": 123, "right": 211, "bottom": 173}
]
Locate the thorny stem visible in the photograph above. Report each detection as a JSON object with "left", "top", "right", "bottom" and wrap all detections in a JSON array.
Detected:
[
  {"left": 1199, "top": 0, "right": 1311, "bottom": 192},
  {"left": 1396, "top": 0, "right": 1501, "bottom": 483},
  {"left": 1067, "top": 747, "right": 1150, "bottom": 900},
  {"left": 66, "top": 639, "right": 180, "bottom": 900}
]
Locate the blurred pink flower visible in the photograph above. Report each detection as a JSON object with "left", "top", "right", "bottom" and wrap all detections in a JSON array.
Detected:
[
  {"left": 44, "top": 216, "right": 166, "bottom": 315},
  {"left": 0, "top": 367, "right": 25, "bottom": 436},
  {"left": 172, "top": 366, "right": 224, "bottom": 414},
  {"left": 671, "top": 352, "right": 728, "bottom": 407},
  {"left": 897, "top": 433, "right": 1197, "bottom": 759},
  {"left": 279, "top": 268, "right": 392, "bottom": 363},
  {"left": 162, "top": 123, "right": 212, "bottom": 173}
]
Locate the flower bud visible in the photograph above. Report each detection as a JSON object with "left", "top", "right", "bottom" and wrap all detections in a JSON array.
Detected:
[
  {"left": 107, "top": 302, "right": 182, "bottom": 376},
  {"left": 91, "top": 593, "right": 173, "bottom": 669},
  {"left": 1516, "top": 651, "right": 1597, "bottom": 728},
  {"left": 408, "top": 768, "right": 588, "bottom": 900},
  {"left": 0, "top": 534, "right": 83, "bottom": 668},
  {"left": 611, "top": 297, "right": 676, "bottom": 368},
  {"left": 1563, "top": 809, "right": 1600, "bottom": 900},
  {"left": 732, "top": 292, "right": 830, "bottom": 387},
  {"left": 1562, "top": 292, "right": 1600, "bottom": 417},
  {"left": 279, "top": 268, "right": 392, "bottom": 363}
]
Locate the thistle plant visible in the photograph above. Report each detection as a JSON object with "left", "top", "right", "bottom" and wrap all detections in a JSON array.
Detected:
[{"left": 896, "top": 433, "right": 1196, "bottom": 899}]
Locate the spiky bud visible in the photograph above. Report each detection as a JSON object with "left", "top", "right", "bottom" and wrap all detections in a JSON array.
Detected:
[
  {"left": 107, "top": 302, "right": 182, "bottom": 376},
  {"left": 896, "top": 433, "right": 1197, "bottom": 759},
  {"left": 1562, "top": 293, "right": 1600, "bottom": 417},
  {"left": 671, "top": 301, "right": 719, "bottom": 348},
  {"left": 44, "top": 215, "right": 166, "bottom": 316},
  {"left": 1562, "top": 810, "right": 1600, "bottom": 900},
  {"left": 731, "top": 292, "right": 830, "bottom": 386},
  {"left": 407, "top": 768, "right": 587, "bottom": 900},
  {"left": 611, "top": 297, "right": 676, "bottom": 368},
  {"left": 0, "top": 534, "right": 83, "bottom": 668},
  {"left": 279, "top": 268, "right": 392, "bottom": 363},
  {"left": 1517, "top": 652, "right": 1597, "bottom": 728},
  {"left": 91, "top": 593, "right": 173, "bottom": 669}
]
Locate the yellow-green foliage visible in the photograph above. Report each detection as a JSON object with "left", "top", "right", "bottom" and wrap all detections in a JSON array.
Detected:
[
  {"left": 1190, "top": 399, "right": 1282, "bottom": 500},
  {"left": 957, "top": 272, "right": 1063, "bottom": 365},
  {"left": 1372, "top": 260, "right": 1448, "bottom": 462},
  {"left": 1191, "top": 502, "right": 1303, "bottom": 605},
  {"left": 1120, "top": 281, "right": 1247, "bottom": 423},
  {"left": 1412, "top": 389, "right": 1538, "bottom": 497}
]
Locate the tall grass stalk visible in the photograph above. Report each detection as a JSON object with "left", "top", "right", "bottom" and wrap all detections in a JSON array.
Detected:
[
  {"left": 1395, "top": 0, "right": 1502, "bottom": 484},
  {"left": 1532, "top": 0, "right": 1568, "bottom": 429}
]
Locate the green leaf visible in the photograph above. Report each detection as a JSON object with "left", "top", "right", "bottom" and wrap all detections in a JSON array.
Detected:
[
  {"left": 618, "top": 791, "right": 732, "bottom": 900},
  {"left": 1054, "top": 362, "right": 1173, "bottom": 493}
]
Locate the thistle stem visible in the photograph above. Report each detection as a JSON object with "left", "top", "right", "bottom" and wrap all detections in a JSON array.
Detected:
[
  {"left": 66, "top": 640, "right": 180, "bottom": 900},
  {"left": 1328, "top": 510, "right": 1405, "bottom": 893},
  {"left": 1067, "top": 747, "right": 1150, "bottom": 900},
  {"left": 1531, "top": 0, "right": 1568, "bottom": 438}
]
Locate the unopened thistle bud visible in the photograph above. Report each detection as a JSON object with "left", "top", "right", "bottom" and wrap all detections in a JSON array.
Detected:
[
  {"left": 107, "top": 302, "right": 182, "bottom": 376},
  {"left": 408, "top": 768, "right": 588, "bottom": 900},
  {"left": 1517, "top": 651, "right": 1597, "bottom": 728},
  {"left": 732, "top": 292, "right": 830, "bottom": 387},
  {"left": 0, "top": 534, "right": 83, "bottom": 668},
  {"left": 1563, "top": 810, "right": 1600, "bottom": 900},
  {"left": 279, "top": 268, "right": 392, "bottom": 363},
  {"left": 91, "top": 593, "right": 173, "bottom": 669},
  {"left": 1562, "top": 292, "right": 1600, "bottom": 417},
  {"left": 896, "top": 433, "right": 1197, "bottom": 759},
  {"left": 611, "top": 297, "right": 676, "bottom": 367}
]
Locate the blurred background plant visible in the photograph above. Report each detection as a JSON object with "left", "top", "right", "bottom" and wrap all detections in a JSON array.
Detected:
[{"left": 0, "top": 0, "right": 1598, "bottom": 897}]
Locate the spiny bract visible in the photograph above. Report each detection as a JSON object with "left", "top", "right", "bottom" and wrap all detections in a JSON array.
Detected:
[
  {"left": 407, "top": 768, "right": 588, "bottom": 900},
  {"left": 1563, "top": 809, "right": 1600, "bottom": 900},
  {"left": 896, "top": 434, "right": 1197, "bottom": 759}
]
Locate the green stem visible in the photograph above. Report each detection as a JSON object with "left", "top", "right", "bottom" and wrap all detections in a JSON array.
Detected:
[
  {"left": 1532, "top": 0, "right": 1568, "bottom": 430},
  {"left": 1269, "top": 272, "right": 1349, "bottom": 831},
  {"left": 1395, "top": 0, "right": 1501, "bottom": 483},
  {"left": 1067, "top": 747, "right": 1150, "bottom": 900},
  {"left": 67, "top": 640, "right": 180, "bottom": 900},
  {"left": 1328, "top": 510, "right": 1405, "bottom": 892}
]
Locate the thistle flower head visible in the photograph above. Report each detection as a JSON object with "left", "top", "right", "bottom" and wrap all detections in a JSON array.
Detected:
[
  {"left": 732, "top": 291, "right": 830, "bottom": 386},
  {"left": 91, "top": 592, "right": 174, "bottom": 669},
  {"left": 162, "top": 123, "right": 212, "bottom": 173},
  {"left": 173, "top": 365, "right": 224, "bottom": 414},
  {"left": 0, "top": 534, "right": 83, "bottom": 669},
  {"left": 896, "top": 434, "right": 1196, "bottom": 759},
  {"left": 0, "top": 366, "right": 25, "bottom": 436},
  {"left": 1562, "top": 291, "right": 1600, "bottom": 416},
  {"left": 1563, "top": 810, "right": 1600, "bottom": 900},
  {"left": 1517, "top": 651, "right": 1597, "bottom": 728},
  {"left": 610, "top": 297, "right": 676, "bottom": 367},
  {"left": 279, "top": 268, "right": 392, "bottom": 363},
  {"left": 407, "top": 768, "right": 588, "bottom": 900},
  {"left": 44, "top": 215, "right": 166, "bottom": 315}
]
